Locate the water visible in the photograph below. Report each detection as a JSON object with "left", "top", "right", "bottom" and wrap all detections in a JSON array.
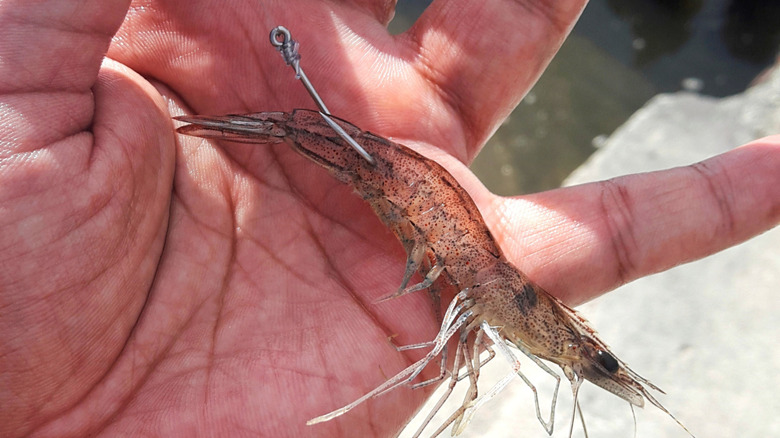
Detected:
[{"left": 389, "top": 0, "right": 779, "bottom": 195}]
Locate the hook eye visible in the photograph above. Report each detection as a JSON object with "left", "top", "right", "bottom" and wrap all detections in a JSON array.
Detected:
[{"left": 269, "top": 26, "right": 292, "bottom": 47}]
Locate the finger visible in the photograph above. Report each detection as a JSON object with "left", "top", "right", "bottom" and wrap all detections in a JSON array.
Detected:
[
  {"left": 487, "top": 136, "right": 780, "bottom": 305},
  {"left": 0, "top": 0, "right": 130, "bottom": 154},
  {"left": 0, "top": 0, "right": 128, "bottom": 93},
  {"left": 342, "top": 0, "right": 396, "bottom": 25},
  {"left": 405, "top": 0, "right": 587, "bottom": 155}
]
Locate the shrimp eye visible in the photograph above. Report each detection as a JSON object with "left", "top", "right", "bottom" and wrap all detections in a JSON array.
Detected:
[{"left": 596, "top": 350, "right": 619, "bottom": 373}]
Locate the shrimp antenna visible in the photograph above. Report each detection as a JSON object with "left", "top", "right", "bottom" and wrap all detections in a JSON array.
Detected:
[
  {"left": 640, "top": 388, "right": 697, "bottom": 437},
  {"left": 269, "top": 26, "right": 376, "bottom": 165}
]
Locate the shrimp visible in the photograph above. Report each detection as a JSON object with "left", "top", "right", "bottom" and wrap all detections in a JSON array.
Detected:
[{"left": 175, "top": 109, "right": 694, "bottom": 437}]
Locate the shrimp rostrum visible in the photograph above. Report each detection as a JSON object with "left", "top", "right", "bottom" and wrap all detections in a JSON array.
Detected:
[{"left": 175, "top": 109, "right": 694, "bottom": 437}]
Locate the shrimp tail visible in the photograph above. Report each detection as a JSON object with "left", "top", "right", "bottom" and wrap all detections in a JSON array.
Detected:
[
  {"left": 175, "top": 110, "right": 377, "bottom": 182},
  {"left": 174, "top": 113, "right": 289, "bottom": 144}
]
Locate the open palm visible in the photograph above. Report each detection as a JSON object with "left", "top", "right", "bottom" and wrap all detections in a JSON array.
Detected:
[{"left": 2, "top": 1, "right": 778, "bottom": 437}]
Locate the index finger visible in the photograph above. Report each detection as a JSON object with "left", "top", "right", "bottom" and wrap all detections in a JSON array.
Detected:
[
  {"left": 491, "top": 136, "right": 780, "bottom": 305},
  {"left": 404, "top": 0, "right": 587, "bottom": 159}
]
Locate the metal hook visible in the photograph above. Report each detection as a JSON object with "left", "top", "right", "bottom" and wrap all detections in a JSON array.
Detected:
[
  {"left": 269, "top": 26, "right": 376, "bottom": 165},
  {"left": 270, "top": 26, "right": 302, "bottom": 78}
]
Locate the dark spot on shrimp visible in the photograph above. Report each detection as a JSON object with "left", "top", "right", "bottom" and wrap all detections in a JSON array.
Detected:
[{"left": 512, "top": 282, "right": 538, "bottom": 315}]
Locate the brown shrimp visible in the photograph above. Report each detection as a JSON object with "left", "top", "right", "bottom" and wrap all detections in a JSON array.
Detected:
[{"left": 175, "top": 109, "right": 694, "bottom": 437}]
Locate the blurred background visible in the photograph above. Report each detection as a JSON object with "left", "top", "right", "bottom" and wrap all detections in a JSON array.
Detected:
[{"left": 390, "top": 0, "right": 780, "bottom": 195}]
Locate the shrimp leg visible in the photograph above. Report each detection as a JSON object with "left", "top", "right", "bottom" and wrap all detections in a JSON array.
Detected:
[
  {"left": 410, "top": 334, "right": 466, "bottom": 438},
  {"left": 476, "top": 321, "right": 562, "bottom": 435},
  {"left": 374, "top": 220, "right": 446, "bottom": 303},
  {"left": 426, "top": 325, "right": 494, "bottom": 437},
  {"left": 307, "top": 290, "right": 474, "bottom": 425}
]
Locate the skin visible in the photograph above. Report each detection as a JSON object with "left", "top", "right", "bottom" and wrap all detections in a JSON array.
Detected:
[{"left": 1, "top": 0, "right": 778, "bottom": 436}]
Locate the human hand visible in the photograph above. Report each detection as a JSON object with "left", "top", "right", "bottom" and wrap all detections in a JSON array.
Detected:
[{"left": 2, "top": 1, "right": 778, "bottom": 437}]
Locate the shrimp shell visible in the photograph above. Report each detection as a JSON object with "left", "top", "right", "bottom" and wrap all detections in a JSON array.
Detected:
[{"left": 175, "top": 109, "right": 694, "bottom": 437}]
